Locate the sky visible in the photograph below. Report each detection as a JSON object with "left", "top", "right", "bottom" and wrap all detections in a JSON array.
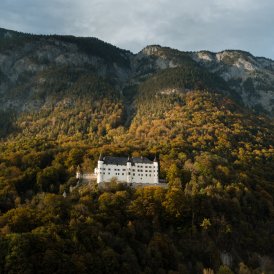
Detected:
[{"left": 0, "top": 0, "right": 274, "bottom": 59}]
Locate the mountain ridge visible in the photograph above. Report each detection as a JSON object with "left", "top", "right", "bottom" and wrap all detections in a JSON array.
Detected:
[{"left": 0, "top": 27, "right": 273, "bottom": 120}]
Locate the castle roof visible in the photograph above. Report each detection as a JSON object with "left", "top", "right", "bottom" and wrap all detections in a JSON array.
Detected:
[
  {"left": 102, "top": 156, "right": 153, "bottom": 166},
  {"left": 132, "top": 157, "right": 153, "bottom": 164}
]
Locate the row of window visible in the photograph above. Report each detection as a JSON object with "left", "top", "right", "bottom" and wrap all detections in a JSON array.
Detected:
[
  {"left": 100, "top": 165, "right": 156, "bottom": 170},
  {"left": 137, "top": 169, "right": 156, "bottom": 173},
  {"left": 136, "top": 165, "right": 153, "bottom": 168},
  {"left": 100, "top": 168, "right": 157, "bottom": 172},
  {"left": 98, "top": 172, "right": 156, "bottom": 177}
]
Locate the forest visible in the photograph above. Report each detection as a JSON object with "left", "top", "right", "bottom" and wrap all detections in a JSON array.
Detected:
[{"left": 0, "top": 88, "right": 273, "bottom": 273}]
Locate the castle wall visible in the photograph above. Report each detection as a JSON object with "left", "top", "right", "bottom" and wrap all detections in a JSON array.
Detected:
[{"left": 97, "top": 162, "right": 159, "bottom": 184}]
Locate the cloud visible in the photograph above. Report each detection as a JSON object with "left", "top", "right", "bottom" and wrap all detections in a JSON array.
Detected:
[{"left": 0, "top": 0, "right": 274, "bottom": 58}]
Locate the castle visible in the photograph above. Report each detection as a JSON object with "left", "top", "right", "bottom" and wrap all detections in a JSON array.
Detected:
[{"left": 77, "top": 155, "right": 160, "bottom": 185}]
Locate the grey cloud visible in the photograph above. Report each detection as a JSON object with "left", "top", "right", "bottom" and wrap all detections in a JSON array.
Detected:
[{"left": 0, "top": 0, "right": 274, "bottom": 59}]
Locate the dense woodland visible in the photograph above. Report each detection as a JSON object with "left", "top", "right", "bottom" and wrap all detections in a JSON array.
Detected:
[{"left": 0, "top": 29, "right": 274, "bottom": 273}]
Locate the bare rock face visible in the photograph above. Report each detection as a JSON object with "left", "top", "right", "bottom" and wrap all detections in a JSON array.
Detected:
[
  {"left": 135, "top": 46, "right": 274, "bottom": 116},
  {"left": 191, "top": 50, "right": 274, "bottom": 116}
]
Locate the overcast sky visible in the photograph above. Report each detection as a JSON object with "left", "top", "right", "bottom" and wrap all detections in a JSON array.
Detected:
[{"left": 1, "top": 0, "right": 274, "bottom": 59}]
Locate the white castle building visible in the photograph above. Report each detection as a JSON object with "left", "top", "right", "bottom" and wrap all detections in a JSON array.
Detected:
[{"left": 93, "top": 155, "right": 159, "bottom": 184}]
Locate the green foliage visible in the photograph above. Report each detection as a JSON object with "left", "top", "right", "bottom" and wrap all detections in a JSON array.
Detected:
[
  {"left": 0, "top": 28, "right": 130, "bottom": 67},
  {"left": 51, "top": 35, "right": 130, "bottom": 67},
  {"left": 139, "top": 65, "right": 229, "bottom": 95},
  {"left": 0, "top": 109, "right": 16, "bottom": 138},
  {"left": 37, "top": 165, "right": 66, "bottom": 193}
]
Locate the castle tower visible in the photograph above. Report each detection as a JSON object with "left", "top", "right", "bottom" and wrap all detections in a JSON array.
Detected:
[
  {"left": 126, "top": 156, "right": 132, "bottom": 183},
  {"left": 153, "top": 155, "right": 159, "bottom": 184},
  {"left": 76, "top": 165, "right": 82, "bottom": 179},
  {"left": 97, "top": 153, "right": 104, "bottom": 184}
]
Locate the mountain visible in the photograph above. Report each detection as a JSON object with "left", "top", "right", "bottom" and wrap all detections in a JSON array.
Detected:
[
  {"left": 0, "top": 28, "right": 273, "bottom": 140},
  {"left": 0, "top": 28, "right": 274, "bottom": 114},
  {"left": 0, "top": 28, "right": 273, "bottom": 273},
  {"left": 0, "top": 28, "right": 273, "bottom": 139},
  {"left": 192, "top": 50, "right": 274, "bottom": 114}
]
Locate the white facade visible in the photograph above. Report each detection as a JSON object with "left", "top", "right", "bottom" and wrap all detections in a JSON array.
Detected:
[{"left": 94, "top": 156, "right": 159, "bottom": 184}]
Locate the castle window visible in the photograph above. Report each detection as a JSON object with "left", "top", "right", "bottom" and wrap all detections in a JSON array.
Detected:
[{"left": 122, "top": 173, "right": 124, "bottom": 175}]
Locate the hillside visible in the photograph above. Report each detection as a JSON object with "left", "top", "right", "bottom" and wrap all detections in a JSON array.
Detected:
[{"left": 0, "top": 28, "right": 273, "bottom": 273}]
